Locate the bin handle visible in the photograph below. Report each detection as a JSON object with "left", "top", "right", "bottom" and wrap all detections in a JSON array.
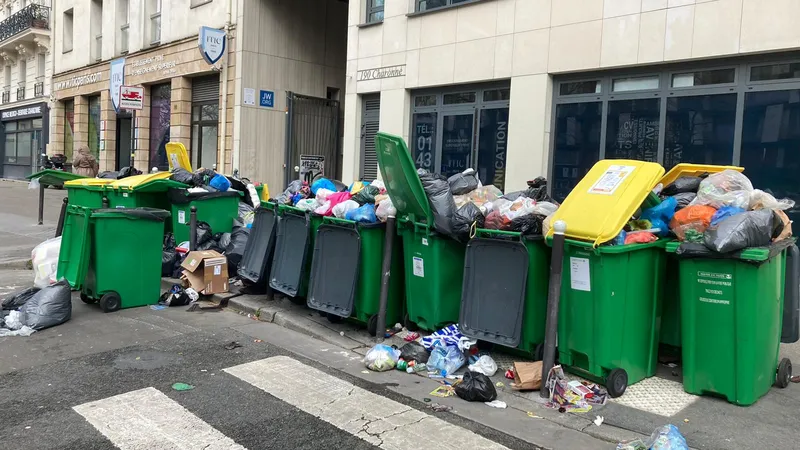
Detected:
[
  {"left": 323, "top": 216, "right": 357, "bottom": 230},
  {"left": 475, "top": 228, "right": 524, "bottom": 242}
]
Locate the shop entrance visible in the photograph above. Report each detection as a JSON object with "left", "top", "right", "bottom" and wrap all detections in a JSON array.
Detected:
[{"left": 116, "top": 114, "right": 132, "bottom": 170}]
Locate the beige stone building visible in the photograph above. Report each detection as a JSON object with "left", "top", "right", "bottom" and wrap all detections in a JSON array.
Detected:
[
  {"left": 50, "top": 0, "right": 347, "bottom": 189},
  {"left": 343, "top": 0, "right": 800, "bottom": 224}
]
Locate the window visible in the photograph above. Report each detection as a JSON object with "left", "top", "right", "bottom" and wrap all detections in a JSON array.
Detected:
[
  {"left": 4, "top": 65, "right": 10, "bottom": 89},
  {"left": 63, "top": 9, "right": 74, "bottom": 53},
  {"left": 416, "top": 0, "right": 470, "bottom": 12},
  {"left": 414, "top": 95, "right": 437, "bottom": 107},
  {"left": 612, "top": 75, "right": 659, "bottom": 92},
  {"left": 18, "top": 58, "right": 26, "bottom": 86},
  {"left": 664, "top": 94, "right": 736, "bottom": 170},
  {"left": 88, "top": 96, "right": 101, "bottom": 158},
  {"left": 91, "top": 0, "right": 103, "bottom": 60},
  {"left": 750, "top": 62, "right": 800, "bottom": 82},
  {"left": 64, "top": 100, "right": 75, "bottom": 160},
  {"left": 149, "top": 84, "right": 172, "bottom": 169},
  {"left": 672, "top": 68, "right": 735, "bottom": 88},
  {"left": 483, "top": 89, "right": 510, "bottom": 102},
  {"left": 118, "top": 0, "right": 130, "bottom": 54},
  {"left": 190, "top": 75, "right": 220, "bottom": 170},
  {"left": 3, "top": 119, "right": 42, "bottom": 167},
  {"left": 559, "top": 80, "right": 601, "bottom": 96},
  {"left": 360, "top": 95, "right": 380, "bottom": 180},
  {"left": 150, "top": 0, "right": 162, "bottom": 44},
  {"left": 411, "top": 112, "right": 436, "bottom": 171},
  {"left": 552, "top": 102, "right": 602, "bottom": 201},
  {"left": 190, "top": 0, "right": 212, "bottom": 7},
  {"left": 443, "top": 92, "right": 476, "bottom": 104},
  {"left": 477, "top": 108, "right": 509, "bottom": 189},
  {"left": 36, "top": 53, "right": 45, "bottom": 79},
  {"left": 366, "top": 0, "right": 384, "bottom": 23},
  {"left": 605, "top": 99, "right": 660, "bottom": 162}
]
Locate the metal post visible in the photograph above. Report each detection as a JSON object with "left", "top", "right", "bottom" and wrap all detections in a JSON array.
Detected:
[
  {"left": 130, "top": 110, "right": 136, "bottom": 169},
  {"left": 189, "top": 206, "right": 198, "bottom": 251},
  {"left": 541, "top": 220, "right": 567, "bottom": 398},
  {"left": 37, "top": 182, "right": 45, "bottom": 225},
  {"left": 55, "top": 197, "right": 68, "bottom": 238},
  {"left": 374, "top": 215, "right": 396, "bottom": 342}
]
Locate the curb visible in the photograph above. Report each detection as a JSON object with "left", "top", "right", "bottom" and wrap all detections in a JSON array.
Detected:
[{"left": 0, "top": 259, "right": 32, "bottom": 270}]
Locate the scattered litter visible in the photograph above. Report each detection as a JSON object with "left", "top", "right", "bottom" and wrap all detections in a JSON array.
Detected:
[
  {"left": 172, "top": 383, "right": 195, "bottom": 391},
  {"left": 421, "top": 324, "right": 476, "bottom": 352},
  {"left": 511, "top": 361, "right": 542, "bottom": 391},
  {"left": 455, "top": 372, "right": 497, "bottom": 402},
  {"left": 25, "top": 426, "right": 31, "bottom": 430},
  {"left": 224, "top": 341, "right": 243, "bottom": 350},
  {"left": 200, "top": 369, "right": 207, "bottom": 372},
  {"left": 253, "top": 339, "right": 262, "bottom": 343},
  {"left": 423, "top": 398, "right": 432, "bottom": 403},
  {"left": 150, "top": 305, "right": 168, "bottom": 310},
  {"left": 399, "top": 341, "right": 429, "bottom": 364},
  {"left": 430, "top": 386, "right": 455, "bottom": 398},
  {"left": 468, "top": 354, "right": 498, "bottom": 376},
  {"left": 361, "top": 370, "right": 370, "bottom": 374},
  {"left": 427, "top": 341, "right": 466, "bottom": 376},
  {"left": 617, "top": 424, "right": 688, "bottom": 450},
  {"left": 666, "top": 363, "right": 677, "bottom": 368},
  {"left": 504, "top": 369, "right": 515, "bottom": 380},
  {"left": 544, "top": 365, "right": 604, "bottom": 413},
  {"left": 594, "top": 416, "right": 604, "bottom": 426},
  {"left": 527, "top": 412, "right": 542, "bottom": 419},
  {"left": 496, "top": 382, "right": 505, "bottom": 388},
  {"left": 683, "top": 419, "right": 689, "bottom": 423},
  {"left": 485, "top": 400, "right": 507, "bottom": 409},
  {"left": 135, "top": 357, "right": 141, "bottom": 360},
  {"left": 404, "top": 332, "right": 420, "bottom": 342},
  {"left": 339, "top": 331, "right": 345, "bottom": 336},
  {"left": 364, "top": 344, "right": 400, "bottom": 372},
  {"left": 428, "top": 403, "right": 453, "bottom": 413},
  {"left": 791, "top": 375, "right": 800, "bottom": 383}
]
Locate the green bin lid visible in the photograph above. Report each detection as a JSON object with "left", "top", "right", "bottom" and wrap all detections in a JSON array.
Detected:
[
  {"left": 91, "top": 207, "right": 171, "bottom": 222},
  {"left": 27, "top": 169, "right": 86, "bottom": 187},
  {"left": 374, "top": 132, "right": 432, "bottom": 224}
]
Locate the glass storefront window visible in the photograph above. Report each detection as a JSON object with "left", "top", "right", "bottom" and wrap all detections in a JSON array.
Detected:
[
  {"left": 477, "top": 108, "right": 509, "bottom": 190},
  {"left": 605, "top": 98, "right": 660, "bottom": 162},
  {"left": 750, "top": 62, "right": 800, "bottom": 82},
  {"left": 672, "top": 68, "right": 735, "bottom": 87},
  {"left": 149, "top": 83, "right": 171, "bottom": 170},
  {"left": 414, "top": 95, "right": 437, "bottom": 107},
  {"left": 559, "top": 80, "right": 601, "bottom": 96},
  {"left": 741, "top": 89, "right": 800, "bottom": 224},
  {"left": 64, "top": 100, "right": 75, "bottom": 159},
  {"left": 3, "top": 133, "right": 16, "bottom": 163},
  {"left": 190, "top": 102, "right": 219, "bottom": 170},
  {"left": 664, "top": 94, "right": 736, "bottom": 170},
  {"left": 440, "top": 113, "right": 474, "bottom": 177},
  {"left": 411, "top": 112, "right": 436, "bottom": 171},
  {"left": 552, "top": 102, "right": 602, "bottom": 202},
  {"left": 443, "top": 92, "right": 476, "bottom": 105},
  {"left": 3, "top": 119, "right": 41, "bottom": 166},
  {"left": 88, "top": 95, "right": 101, "bottom": 157},
  {"left": 612, "top": 75, "right": 659, "bottom": 92}
]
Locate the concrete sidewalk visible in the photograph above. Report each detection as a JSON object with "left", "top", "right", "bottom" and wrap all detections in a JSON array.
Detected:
[{"left": 0, "top": 180, "right": 62, "bottom": 268}]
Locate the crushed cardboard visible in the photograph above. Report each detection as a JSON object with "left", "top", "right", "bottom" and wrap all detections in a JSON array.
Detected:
[{"left": 180, "top": 250, "right": 229, "bottom": 295}]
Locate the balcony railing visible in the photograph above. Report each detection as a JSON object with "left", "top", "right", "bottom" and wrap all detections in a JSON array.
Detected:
[
  {"left": 1, "top": 90, "right": 9, "bottom": 103},
  {"left": 16, "top": 86, "right": 24, "bottom": 101},
  {"left": 0, "top": 4, "right": 50, "bottom": 43},
  {"left": 34, "top": 81, "right": 43, "bottom": 96}
]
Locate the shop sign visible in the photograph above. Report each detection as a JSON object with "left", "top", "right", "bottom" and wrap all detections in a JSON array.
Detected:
[
  {"left": 357, "top": 65, "right": 405, "bottom": 82},
  {"left": 198, "top": 26, "right": 227, "bottom": 65},
  {"left": 110, "top": 58, "right": 126, "bottom": 113},
  {"left": 119, "top": 86, "right": 144, "bottom": 110},
  {"left": 259, "top": 90, "right": 274, "bottom": 108},
  {"left": 54, "top": 72, "right": 102, "bottom": 91},
  {"left": 129, "top": 54, "right": 177, "bottom": 77},
  {"left": 1, "top": 104, "right": 42, "bottom": 121}
]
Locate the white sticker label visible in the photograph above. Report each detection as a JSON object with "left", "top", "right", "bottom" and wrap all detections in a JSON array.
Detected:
[
  {"left": 213, "top": 265, "right": 221, "bottom": 276},
  {"left": 178, "top": 210, "right": 186, "bottom": 224},
  {"left": 588, "top": 165, "right": 636, "bottom": 195},
  {"left": 422, "top": 238, "right": 428, "bottom": 246},
  {"left": 412, "top": 257, "right": 424, "bottom": 277},
  {"left": 570, "top": 257, "right": 591, "bottom": 291},
  {"left": 123, "top": 192, "right": 129, "bottom": 197}
]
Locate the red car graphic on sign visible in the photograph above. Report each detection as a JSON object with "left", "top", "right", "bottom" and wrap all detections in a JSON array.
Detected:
[{"left": 121, "top": 90, "right": 142, "bottom": 101}]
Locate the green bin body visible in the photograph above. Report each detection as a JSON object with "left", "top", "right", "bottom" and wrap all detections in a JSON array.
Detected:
[
  {"left": 558, "top": 239, "right": 665, "bottom": 388},
  {"left": 667, "top": 242, "right": 788, "bottom": 406},
  {"left": 66, "top": 183, "right": 108, "bottom": 208},
  {"left": 82, "top": 208, "right": 170, "bottom": 310},
  {"left": 56, "top": 205, "right": 93, "bottom": 289},
  {"left": 169, "top": 190, "right": 241, "bottom": 244},
  {"left": 660, "top": 255, "right": 682, "bottom": 349},
  {"left": 106, "top": 179, "right": 187, "bottom": 211}
]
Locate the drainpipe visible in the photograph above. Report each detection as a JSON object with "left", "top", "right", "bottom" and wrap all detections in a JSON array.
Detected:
[
  {"left": 48, "top": 0, "right": 56, "bottom": 159},
  {"left": 219, "top": 0, "right": 232, "bottom": 173}
]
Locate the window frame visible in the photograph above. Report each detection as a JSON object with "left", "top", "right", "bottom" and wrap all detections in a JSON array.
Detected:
[
  {"left": 190, "top": 100, "right": 219, "bottom": 170},
  {"left": 62, "top": 9, "right": 74, "bottom": 53},
  {"left": 365, "top": 0, "right": 384, "bottom": 24},
  {"left": 414, "top": 0, "right": 484, "bottom": 14}
]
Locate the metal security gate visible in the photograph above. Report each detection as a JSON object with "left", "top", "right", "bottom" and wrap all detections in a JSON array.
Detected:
[
  {"left": 360, "top": 95, "right": 380, "bottom": 181},
  {"left": 284, "top": 92, "right": 340, "bottom": 184}
]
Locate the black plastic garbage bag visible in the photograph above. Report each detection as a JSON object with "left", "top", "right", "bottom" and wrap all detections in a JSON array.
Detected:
[
  {"left": 353, "top": 185, "right": 381, "bottom": 205},
  {"left": 523, "top": 177, "right": 557, "bottom": 203},
  {"left": 672, "top": 192, "right": 696, "bottom": 211},
  {"left": 502, "top": 191, "right": 526, "bottom": 201},
  {"left": 22, "top": 280, "right": 71, "bottom": 330},
  {"left": 455, "top": 371, "right": 497, "bottom": 402},
  {"left": 452, "top": 203, "right": 485, "bottom": 242},
  {"left": 225, "top": 226, "right": 250, "bottom": 274},
  {"left": 2, "top": 287, "right": 40, "bottom": 310},
  {"left": 399, "top": 341, "right": 430, "bottom": 364},
  {"left": 663, "top": 177, "right": 703, "bottom": 196},
  {"left": 276, "top": 180, "right": 304, "bottom": 205},
  {"left": 158, "top": 285, "right": 192, "bottom": 307},
  {"left": 704, "top": 209, "right": 783, "bottom": 253},
  {"left": 196, "top": 222, "right": 213, "bottom": 245},
  {"left": 117, "top": 166, "right": 142, "bottom": 179},
  {"left": 448, "top": 170, "right": 479, "bottom": 195},
  {"left": 510, "top": 213, "right": 546, "bottom": 235},
  {"left": 162, "top": 233, "right": 178, "bottom": 277},
  {"left": 98, "top": 171, "right": 119, "bottom": 179},
  {"left": 219, "top": 232, "right": 232, "bottom": 249},
  {"left": 418, "top": 170, "right": 456, "bottom": 236},
  {"left": 171, "top": 168, "right": 195, "bottom": 185}
]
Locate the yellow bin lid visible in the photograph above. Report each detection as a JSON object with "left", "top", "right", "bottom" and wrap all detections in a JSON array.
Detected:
[
  {"left": 108, "top": 172, "right": 172, "bottom": 190},
  {"left": 64, "top": 178, "right": 114, "bottom": 187},
  {"left": 660, "top": 163, "right": 744, "bottom": 187},
  {"left": 548, "top": 159, "right": 665, "bottom": 247}
]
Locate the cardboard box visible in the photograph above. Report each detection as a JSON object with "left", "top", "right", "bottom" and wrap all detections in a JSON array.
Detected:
[{"left": 180, "top": 250, "right": 229, "bottom": 295}]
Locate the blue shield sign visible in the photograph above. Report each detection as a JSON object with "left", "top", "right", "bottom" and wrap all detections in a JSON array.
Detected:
[
  {"left": 198, "top": 26, "right": 226, "bottom": 65},
  {"left": 110, "top": 58, "right": 126, "bottom": 113},
  {"left": 260, "top": 90, "right": 274, "bottom": 108}
]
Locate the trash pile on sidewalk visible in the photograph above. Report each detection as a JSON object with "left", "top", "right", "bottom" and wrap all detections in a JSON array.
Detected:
[
  {"left": 617, "top": 424, "right": 689, "bottom": 450},
  {"left": 273, "top": 176, "right": 395, "bottom": 224},
  {"left": 1, "top": 280, "right": 72, "bottom": 337}
]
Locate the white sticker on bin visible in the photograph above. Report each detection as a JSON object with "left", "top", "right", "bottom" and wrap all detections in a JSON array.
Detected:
[
  {"left": 178, "top": 210, "right": 186, "bottom": 224},
  {"left": 412, "top": 257, "right": 424, "bottom": 277},
  {"left": 422, "top": 238, "right": 428, "bottom": 246},
  {"left": 587, "top": 165, "right": 635, "bottom": 195},
  {"left": 570, "top": 257, "right": 591, "bottom": 291}
]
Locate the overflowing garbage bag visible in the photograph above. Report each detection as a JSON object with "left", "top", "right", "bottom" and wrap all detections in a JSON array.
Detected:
[
  {"left": 2, "top": 287, "right": 39, "bottom": 311},
  {"left": 452, "top": 202, "right": 485, "bottom": 242},
  {"left": 21, "top": 279, "right": 72, "bottom": 331},
  {"left": 704, "top": 209, "right": 783, "bottom": 253},
  {"left": 158, "top": 284, "right": 195, "bottom": 307},
  {"left": 399, "top": 341, "right": 430, "bottom": 364},
  {"left": 418, "top": 169, "right": 456, "bottom": 236},
  {"left": 448, "top": 169, "right": 480, "bottom": 195},
  {"left": 364, "top": 344, "right": 401, "bottom": 372},
  {"left": 455, "top": 371, "right": 497, "bottom": 402},
  {"left": 31, "top": 237, "right": 61, "bottom": 289},
  {"left": 427, "top": 342, "right": 466, "bottom": 376},
  {"left": 345, "top": 204, "right": 378, "bottom": 223},
  {"left": 662, "top": 176, "right": 703, "bottom": 196},
  {"left": 162, "top": 233, "right": 179, "bottom": 277},
  {"left": 691, "top": 170, "right": 753, "bottom": 209},
  {"left": 352, "top": 185, "right": 380, "bottom": 205},
  {"left": 225, "top": 223, "right": 250, "bottom": 273}
]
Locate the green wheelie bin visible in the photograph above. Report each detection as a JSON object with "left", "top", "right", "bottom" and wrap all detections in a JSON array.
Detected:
[
  {"left": 306, "top": 216, "right": 405, "bottom": 335},
  {"left": 168, "top": 189, "right": 242, "bottom": 244},
  {"left": 80, "top": 208, "right": 171, "bottom": 312},
  {"left": 105, "top": 172, "right": 187, "bottom": 211},
  {"left": 459, "top": 230, "right": 550, "bottom": 359},
  {"left": 27, "top": 169, "right": 86, "bottom": 189},
  {"left": 666, "top": 240, "right": 794, "bottom": 405},
  {"left": 64, "top": 178, "right": 114, "bottom": 208},
  {"left": 374, "top": 132, "right": 465, "bottom": 332},
  {"left": 56, "top": 205, "right": 93, "bottom": 288},
  {"left": 269, "top": 205, "right": 324, "bottom": 298}
]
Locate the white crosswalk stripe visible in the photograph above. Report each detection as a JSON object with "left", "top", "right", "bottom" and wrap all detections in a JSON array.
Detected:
[
  {"left": 224, "top": 355, "right": 509, "bottom": 450},
  {"left": 73, "top": 387, "right": 246, "bottom": 450}
]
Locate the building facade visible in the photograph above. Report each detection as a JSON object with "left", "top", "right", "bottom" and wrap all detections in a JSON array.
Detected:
[
  {"left": 0, "top": 0, "right": 53, "bottom": 180},
  {"left": 343, "top": 0, "right": 800, "bottom": 224},
  {"left": 50, "top": 0, "right": 347, "bottom": 189}
]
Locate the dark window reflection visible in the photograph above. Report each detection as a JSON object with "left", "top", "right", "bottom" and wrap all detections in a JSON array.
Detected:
[
  {"left": 605, "top": 98, "right": 659, "bottom": 162},
  {"left": 149, "top": 83, "right": 172, "bottom": 170},
  {"left": 741, "top": 90, "right": 800, "bottom": 224},
  {"left": 411, "top": 112, "right": 437, "bottom": 171},
  {"left": 440, "top": 113, "right": 474, "bottom": 178},
  {"left": 664, "top": 94, "right": 736, "bottom": 170},
  {"left": 477, "top": 108, "right": 509, "bottom": 191},
  {"left": 750, "top": 63, "right": 800, "bottom": 82},
  {"left": 552, "top": 102, "right": 601, "bottom": 202}
]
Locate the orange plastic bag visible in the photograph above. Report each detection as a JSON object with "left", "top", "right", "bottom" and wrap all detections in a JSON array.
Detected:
[{"left": 669, "top": 205, "right": 717, "bottom": 240}]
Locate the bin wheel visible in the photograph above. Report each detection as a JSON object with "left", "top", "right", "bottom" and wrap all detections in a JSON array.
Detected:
[
  {"left": 99, "top": 292, "right": 122, "bottom": 313},
  {"left": 326, "top": 313, "right": 344, "bottom": 324},
  {"left": 403, "top": 313, "right": 419, "bottom": 332},
  {"left": 79, "top": 293, "right": 96, "bottom": 304},
  {"left": 776, "top": 358, "right": 792, "bottom": 388},
  {"left": 367, "top": 314, "right": 379, "bottom": 337},
  {"left": 606, "top": 368, "right": 628, "bottom": 398}
]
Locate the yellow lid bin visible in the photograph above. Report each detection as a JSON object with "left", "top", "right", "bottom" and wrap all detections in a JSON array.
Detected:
[
  {"left": 548, "top": 160, "right": 665, "bottom": 247},
  {"left": 108, "top": 172, "right": 173, "bottom": 191},
  {"left": 64, "top": 178, "right": 114, "bottom": 188},
  {"left": 659, "top": 163, "right": 743, "bottom": 188}
]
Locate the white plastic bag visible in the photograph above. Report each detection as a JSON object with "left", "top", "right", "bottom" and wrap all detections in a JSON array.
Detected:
[
  {"left": 28, "top": 177, "right": 40, "bottom": 190},
  {"left": 370, "top": 179, "right": 385, "bottom": 191},
  {"left": 750, "top": 189, "right": 795, "bottom": 211},
  {"left": 333, "top": 199, "right": 359, "bottom": 218},
  {"left": 315, "top": 188, "right": 335, "bottom": 201},
  {"left": 31, "top": 237, "right": 61, "bottom": 289},
  {"left": 3, "top": 310, "right": 24, "bottom": 330},
  {"left": 364, "top": 344, "right": 401, "bottom": 371},
  {"left": 376, "top": 198, "right": 397, "bottom": 222},
  {"left": 468, "top": 355, "right": 498, "bottom": 377},
  {"left": 691, "top": 170, "right": 753, "bottom": 209},
  {"left": 295, "top": 198, "right": 319, "bottom": 211},
  {"left": 246, "top": 183, "right": 260, "bottom": 209},
  {"left": 314, "top": 201, "right": 331, "bottom": 215}
]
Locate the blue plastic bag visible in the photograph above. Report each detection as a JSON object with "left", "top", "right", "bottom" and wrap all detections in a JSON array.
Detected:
[
  {"left": 311, "top": 178, "right": 336, "bottom": 195},
  {"left": 427, "top": 342, "right": 466, "bottom": 376},
  {"left": 345, "top": 204, "right": 378, "bottom": 223},
  {"left": 209, "top": 174, "right": 231, "bottom": 191},
  {"left": 710, "top": 206, "right": 745, "bottom": 227},
  {"left": 641, "top": 197, "right": 677, "bottom": 237},
  {"left": 617, "top": 424, "right": 688, "bottom": 450},
  {"left": 291, "top": 192, "right": 304, "bottom": 205}
]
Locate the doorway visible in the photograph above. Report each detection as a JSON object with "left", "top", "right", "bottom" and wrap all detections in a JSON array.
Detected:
[{"left": 116, "top": 115, "right": 132, "bottom": 170}]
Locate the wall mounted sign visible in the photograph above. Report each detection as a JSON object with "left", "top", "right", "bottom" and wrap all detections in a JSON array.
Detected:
[
  {"left": 357, "top": 65, "right": 406, "bottom": 82},
  {"left": 198, "top": 26, "right": 227, "bottom": 65},
  {"left": 260, "top": 90, "right": 274, "bottom": 108},
  {"left": 53, "top": 72, "right": 102, "bottom": 91},
  {"left": 110, "top": 58, "right": 126, "bottom": 113},
  {"left": 129, "top": 54, "right": 177, "bottom": 77},
  {"left": 1, "top": 103, "right": 42, "bottom": 121},
  {"left": 119, "top": 85, "right": 144, "bottom": 110}
]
